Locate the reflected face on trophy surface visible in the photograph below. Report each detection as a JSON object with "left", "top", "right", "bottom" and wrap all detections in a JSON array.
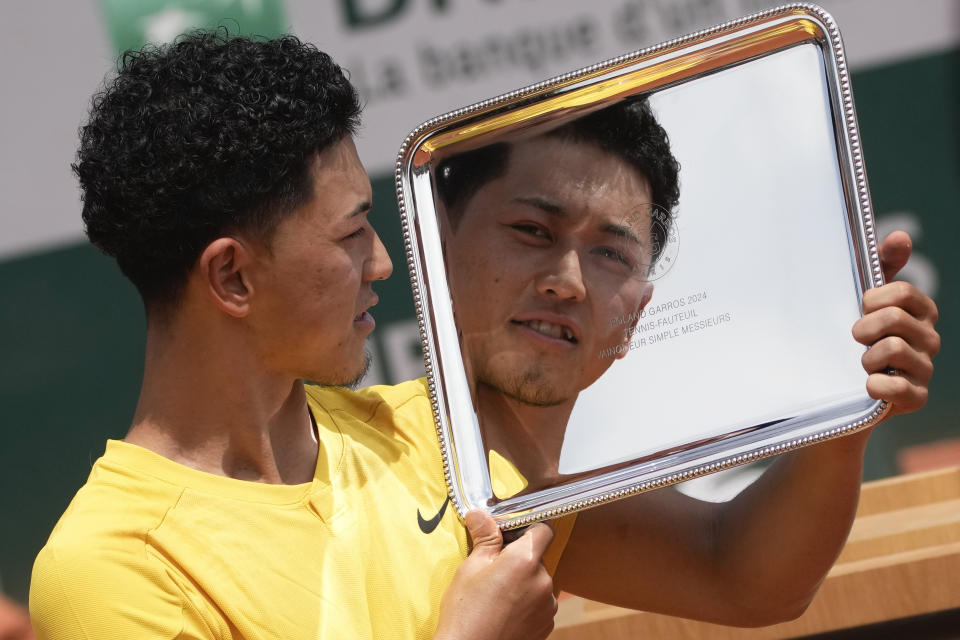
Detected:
[
  {"left": 399, "top": 14, "right": 887, "bottom": 520},
  {"left": 442, "top": 134, "right": 658, "bottom": 408}
]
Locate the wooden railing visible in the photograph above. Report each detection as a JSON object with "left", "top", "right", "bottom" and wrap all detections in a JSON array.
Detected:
[{"left": 550, "top": 466, "right": 960, "bottom": 639}]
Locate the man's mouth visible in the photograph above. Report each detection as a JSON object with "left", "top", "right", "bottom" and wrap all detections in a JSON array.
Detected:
[
  {"left": 355, "top": 296, "right": 379, "bottom": 324},
  {"left": 511, "top": 319, "right": 578, "bottom": 344},
  {"left": 354, "top": 311, "right": 375, "bottom": 328}
]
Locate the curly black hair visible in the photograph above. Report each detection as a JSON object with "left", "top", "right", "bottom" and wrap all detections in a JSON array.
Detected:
[
  {"left": 75, "top": 30, "right": 361, "bottom": 308},
  {"left": 436, "top": 96, "right": 680, "bottom": 262}
]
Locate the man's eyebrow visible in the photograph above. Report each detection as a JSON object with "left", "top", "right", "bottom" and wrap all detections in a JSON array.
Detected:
[
  {"left": 601, "top": 222, "right": 644, "bottom": 247},
  {"left": 513, "top": 196, "right": 565, "bottom": 216},
  {"left": 347, "top": 200, "right": 372, "bottom": 218}
]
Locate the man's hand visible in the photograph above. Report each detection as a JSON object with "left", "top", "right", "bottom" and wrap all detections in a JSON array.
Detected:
[
  {"left": 853, "top": 231, "right": 940, "bottom": 417},
  {"left": 0, "top": 595, "right": 34, "bottom": 640},
  {"left": 435, "top": 511, "right": 556, "bottom": 640}
]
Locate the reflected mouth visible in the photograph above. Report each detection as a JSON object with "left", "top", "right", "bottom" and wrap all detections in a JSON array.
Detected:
[{"left": 511, "top": 319, "right": 578, "bottom": 344}]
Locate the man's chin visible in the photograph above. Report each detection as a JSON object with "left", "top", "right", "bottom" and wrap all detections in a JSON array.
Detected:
[
  {"left": 306, "top": 349, "right": 371, "bottom": 390},
  {"left": 480, "top": 370, "right": 576, "bottom": 407},
  {"left": 509, "top": 390, "right": 569, "bottom": 407}
]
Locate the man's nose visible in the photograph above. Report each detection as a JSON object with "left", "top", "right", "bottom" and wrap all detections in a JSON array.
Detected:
[
  {"left": 366, "top": 228, "right": 394, "bottom": 282},
  {"left": 535, "top": 249, "right": 586, "bottom": 301}
]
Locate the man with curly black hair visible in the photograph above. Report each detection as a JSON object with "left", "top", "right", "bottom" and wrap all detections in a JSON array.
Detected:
[{"left": 30, "top": 32, "right": 557, "bottom": 640}]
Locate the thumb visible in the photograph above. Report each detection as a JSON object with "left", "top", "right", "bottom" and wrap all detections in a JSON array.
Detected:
[
  {"left": 879, "top": 230, "right": 912, "bottom": 282},
  {"left": 465, "top": 509, "right": 503, "bottom": 558}
]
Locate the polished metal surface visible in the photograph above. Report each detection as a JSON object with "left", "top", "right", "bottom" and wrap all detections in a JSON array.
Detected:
[{"left": 396, "top": 3, "right": 887, "bottom": 529}]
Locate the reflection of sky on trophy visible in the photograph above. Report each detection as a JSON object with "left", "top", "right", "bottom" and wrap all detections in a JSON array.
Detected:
[{"left": 561, "top": 44, "right": 868, "bottom": 474}]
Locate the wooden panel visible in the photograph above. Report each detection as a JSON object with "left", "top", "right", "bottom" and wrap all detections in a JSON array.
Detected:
[
  {"left": 854, "top": 466, "right": 960, "bottom": 516},
  {"left": 551, "top": 466, "right": 960, "bottom": 639},
  {"left": 837, "top": 499, "right": 960, "bottom": 562}
]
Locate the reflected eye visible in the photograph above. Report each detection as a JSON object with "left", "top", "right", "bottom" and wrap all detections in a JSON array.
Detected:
[
  {"left": 509, "top": 223, "right": 551, "bottom": 241},
  {"left": 595, "top": 246, "right": 635, "bottom": 269},
  {"left": 343, "top": 227, "right": 365, "bottom": 240}
]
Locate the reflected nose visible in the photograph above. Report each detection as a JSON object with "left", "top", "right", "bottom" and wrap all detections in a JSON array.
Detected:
[
  {"left": 367, "top": 228, "right": 394, "bottom": 282},
  {"left": 536, "top": 249, "right": 586, "bottom": 301}
]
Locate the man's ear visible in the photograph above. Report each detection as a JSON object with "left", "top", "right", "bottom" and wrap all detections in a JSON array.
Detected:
[
  {"left": 617, "top": 282, "right": 655, "bottom": 361},
  {"left": 199, "top": 237, "right": 254, "bottom": 318}
]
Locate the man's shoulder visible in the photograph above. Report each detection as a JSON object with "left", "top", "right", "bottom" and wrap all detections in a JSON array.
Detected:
[
  {"left": 30, "top": 444, "right": 219, "bottom": 638},
  {"left": 31, "top": 472, "right": 180, "bottom": 637},
  {"left": 36, "top": 444, "right": 185, "bottom": 572},
  {"left": 31, "top": 518, "right": 201, "bottom": 639},
  {"left": 33, "top": 522, "right": 158, "bottom": 589}
]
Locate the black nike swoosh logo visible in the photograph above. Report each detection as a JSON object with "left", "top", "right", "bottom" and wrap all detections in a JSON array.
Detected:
[{"left": 417, "top": 496, "right": 450, "bottom": 534}]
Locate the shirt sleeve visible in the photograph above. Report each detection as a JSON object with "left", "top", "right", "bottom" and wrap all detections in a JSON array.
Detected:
[{"left": 30, "top": 542, "right": 216, "bottom": 640}]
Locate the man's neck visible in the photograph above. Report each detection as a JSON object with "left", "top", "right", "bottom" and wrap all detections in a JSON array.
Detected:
[
  {"left": 125, "top": 320, "right": 319, "bottom": 485},
  {"left": 476, "top": 383, "right": 574, "bottom": 489}
]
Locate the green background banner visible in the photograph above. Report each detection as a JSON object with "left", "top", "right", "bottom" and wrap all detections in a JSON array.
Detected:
[{"left": 100, "top": 0, "right": 288, "bottom": 53}]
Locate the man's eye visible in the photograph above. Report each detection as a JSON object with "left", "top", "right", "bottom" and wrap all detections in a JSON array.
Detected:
[{"left": 344, "top": 227, "right": 365, "bottom": 240}]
